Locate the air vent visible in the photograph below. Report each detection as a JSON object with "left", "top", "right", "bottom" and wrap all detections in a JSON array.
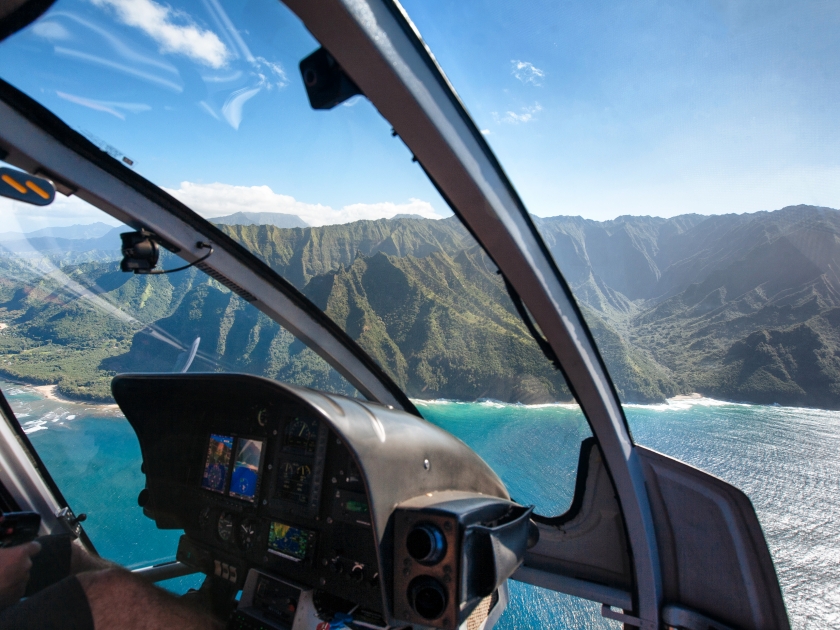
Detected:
[{"left": 196, "top": 263, "right": 257, "bottom": 302}]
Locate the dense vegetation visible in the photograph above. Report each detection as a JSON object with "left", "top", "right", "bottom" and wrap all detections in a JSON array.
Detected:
[{"left": 2, "top": 204, "right": 840, "bottom": 408}]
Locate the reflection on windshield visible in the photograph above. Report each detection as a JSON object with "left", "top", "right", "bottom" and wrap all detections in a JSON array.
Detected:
[{"left": 0, "top": 188, "right": 358, "bottom": 401}]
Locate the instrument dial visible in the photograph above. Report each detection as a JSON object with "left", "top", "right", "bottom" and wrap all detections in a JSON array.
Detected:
[
  {"left": 217, "top": 512, "right": 235, "bottom": 542},
  {"left": 198, "top": 506, "right": 211, "bottom": 530},
  {"left": 239, "top": 519, "right": 259, "bottom": 551}
]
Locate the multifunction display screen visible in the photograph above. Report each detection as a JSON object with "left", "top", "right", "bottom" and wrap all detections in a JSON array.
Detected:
[
  {"left": 276, "top": 461, "right": 312, "bottom": 505},
  {"left": 229, "top": 439, "right": 264, "bottom": 502},
  {"left": 202, "top": 434, "right": 233, "bottom": 493},
  {"left": 267, "top": 521, "right": 314, "bottom": 561},
  {"left": 201, "top": 435, "right": 264, "bottom": 501}
]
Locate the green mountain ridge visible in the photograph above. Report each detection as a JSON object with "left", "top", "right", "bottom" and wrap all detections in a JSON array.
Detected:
[{"left": 1, "top": 206, "right": 840, "bottom": 408}]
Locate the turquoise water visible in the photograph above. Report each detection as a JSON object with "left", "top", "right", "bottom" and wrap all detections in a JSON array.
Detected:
[{"left": 4, "top": 382, "right": 839, "bottom": 628}]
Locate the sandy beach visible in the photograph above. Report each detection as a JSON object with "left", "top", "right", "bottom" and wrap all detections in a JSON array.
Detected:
[
  {"left": 27, "top": 384, "right": 120, "bottom": 411},
  {"left": 669, "top": 393, "right": 703, "bottom": 401}
]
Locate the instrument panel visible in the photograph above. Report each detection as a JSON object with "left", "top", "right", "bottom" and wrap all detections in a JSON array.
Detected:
[{"left": 176, "top": 404, "right": 382, "bottom": 615}]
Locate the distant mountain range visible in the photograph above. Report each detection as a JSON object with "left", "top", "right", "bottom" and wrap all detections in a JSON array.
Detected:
[
  {"left": 1, "top": 205, "right": 838, "bottom": 409},
  {"left": 0, "top": 227, "right": 122, "bottom": 255},
  {"left": 210, "top": 212, "right": 308, "bottom": 229},
  {"left": 0, "top": 222, "right": 118, "bottom": 242}
]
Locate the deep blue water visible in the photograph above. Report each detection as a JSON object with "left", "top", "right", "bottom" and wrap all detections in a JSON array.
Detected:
[{"left": 4, "top": 383, "right": 839, "bottom": 628}]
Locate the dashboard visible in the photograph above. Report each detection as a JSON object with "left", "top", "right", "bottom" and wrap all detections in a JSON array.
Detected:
[
  {"left": 112, "top": 373, "right": 532, "bottom": 630},
  {"left": 185, "top": 407, "right": 381, "bottom": 614}
]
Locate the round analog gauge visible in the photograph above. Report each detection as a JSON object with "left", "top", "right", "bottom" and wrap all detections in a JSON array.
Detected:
[
  {"left": 217, "top": 512, "right": 235, "bottom": 542},
  {"left": 239, "top": 519, "right": 258, "bottom": 551},
  {"left": 198, "top": 506, "right": 211, "bottom": 530}
]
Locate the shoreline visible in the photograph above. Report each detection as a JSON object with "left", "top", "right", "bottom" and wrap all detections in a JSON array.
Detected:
[
  {"left": 0, "top": 379, "right": 122, "bottom": 414},
  {"left": 30, "top": 384, "right": 121, "bottom": 411},
  {"left": 669, "top": 393, "right": 703, "bottom": 401}
]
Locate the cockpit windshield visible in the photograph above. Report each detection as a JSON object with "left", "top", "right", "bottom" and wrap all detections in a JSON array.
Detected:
[
  {"left": 0, "top": 0, "right": 575, "bottom": 407},
  {"left": 2, "top": 0, "right": 835, "bottom": 627},
  {"left": 0, "top": 0, "right": 592, "bottom": 607}
]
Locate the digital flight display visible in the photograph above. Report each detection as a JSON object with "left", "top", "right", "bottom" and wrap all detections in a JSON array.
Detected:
[
  {"left": 276, "top": 461, "right": 312, "bottom": 504},
  {"left": 267, "top": 521, "right": 314, "bottom": 561},
  {"left": 202, "top": 434, "right": 233, "bottom": 493},
  {"left": 284, "top": 417, "right": 319, "bottom": 454},
  {"left": 229, "top": 438, "right": 263, "bottom": 502}
]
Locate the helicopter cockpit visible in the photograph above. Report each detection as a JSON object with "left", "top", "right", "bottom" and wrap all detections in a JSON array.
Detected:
[{"left": 0, "top": 0, "right": 794, "bottom": 629}]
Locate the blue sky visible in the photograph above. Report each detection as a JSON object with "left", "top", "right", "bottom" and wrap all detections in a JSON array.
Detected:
[{"left": 0, "top": 0, "right": 839, "bottom": 231}]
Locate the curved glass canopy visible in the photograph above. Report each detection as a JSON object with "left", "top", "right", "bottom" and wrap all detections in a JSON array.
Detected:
[{"left": 0, "top": 1, "right": 806, "bottom": 628}]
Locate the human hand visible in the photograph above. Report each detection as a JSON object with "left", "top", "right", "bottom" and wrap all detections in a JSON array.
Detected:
[{"left": 0, "top": 542, "right": 40, "bottom": 609}]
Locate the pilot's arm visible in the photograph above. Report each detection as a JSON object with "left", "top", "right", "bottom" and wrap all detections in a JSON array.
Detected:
[{"left": 0, "top": 534, "right": 222, "bottom": 630}]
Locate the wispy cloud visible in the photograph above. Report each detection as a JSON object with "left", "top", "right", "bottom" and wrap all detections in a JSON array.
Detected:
[
  {"left": 198, "top": 101, "right": 220, "bottom": 120},
  {"left": 222, "top": 87, "right": 260, "bottom": 129},
  {"left": 55, "top": 46, "right": 183, "bottom": 92},
  {"left": 91, "top": 0, "right": 229, "bottom": 68},
  {"left": 253, "top": 57, "right": 287, "bottom": 90},
  {"left": 31, "top": 20, "right": 71, "bottom": 41},
  {"left": 56, "top": 91, "right": 151, "bottom": 119},
  {"left": 493, "top": 103, "right": 543, "bottom": 125},
  {"left": 202, "top": 0, "right": 254, "bottom": 62},
  {"left": 49, "top": 11, "right": 179, "bottom": 74},
  {"left": 63, "top": 0, "right": 287, "bottom": 128},
  {"left": 166, "top": 182, "right": 442, "bottom": 226},
  {"left": 511, "top": 60, "right": 545, "bottom": 86}
]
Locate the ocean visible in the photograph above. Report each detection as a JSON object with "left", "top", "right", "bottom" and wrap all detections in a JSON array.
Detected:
[{"left": 3, "top": 381, "right": 838, "bottom": 629}]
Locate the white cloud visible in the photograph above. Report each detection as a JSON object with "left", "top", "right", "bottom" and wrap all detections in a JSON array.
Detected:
[
  {"left": 253, "top": 57, "right": 287, "bottom": 90},
  {"left": 493, "top": 103, "right": 543, "bottom": 125},
  {"left": 56, "top": 91, "right": 151, "bottom": 120},
  {"left": 90, "top": 0, "right": 229, "bottom": 68},
  {"left": 165, "top": 182, "right": 443, "bottom": 227},
  {"left": 0, "top": 195, "right": 122, "bottom": 233},
  {"left": 480, "top": 129, "right": 491, "bottom": 135},
  {"left": 511, "top": 60, "right": 545, "bottom": 86}
]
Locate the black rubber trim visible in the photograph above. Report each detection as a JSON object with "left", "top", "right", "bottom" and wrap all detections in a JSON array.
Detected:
[
  {"left": 378, "top": 1, "right": 633, "bottom": 438},
  {"left": 0, "top": 77, "right": 419, "bottom": 417},
  {"left": 0, "top": 385, "right": 97, "bottom": 553},
  {"left": 502, "top": 275, "right": 562, "bottom": 372},
  {"left": 0, "top": 0, "right": 56, "bottom": 42},
  {"left": 414, "top": 160, "right": 583, "bottom": 407}
]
